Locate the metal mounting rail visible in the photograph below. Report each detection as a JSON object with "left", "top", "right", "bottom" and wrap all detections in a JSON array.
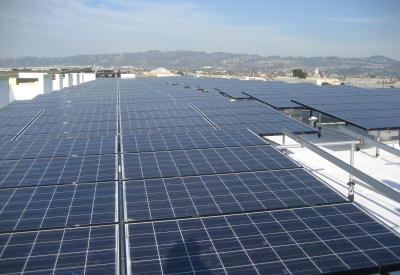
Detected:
[
  {"left": 338, "top": 126, "right": 400, "bottom": 158},
  {"left": 282, "top": 128, "right": 400, "bottom": 203},
  {"left": 275, "top": 140, "right": 360, "bottom": 150}
]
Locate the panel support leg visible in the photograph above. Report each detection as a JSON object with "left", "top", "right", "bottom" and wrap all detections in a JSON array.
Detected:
[
  {"left": 348, "top": 143, "right": 355, "bottom": 201},
  {"left": 318, "top": 113, "right": 322, "bottom": 138},
  {"left": 375, "top": 131, "right": 380, "bottom": 158}
]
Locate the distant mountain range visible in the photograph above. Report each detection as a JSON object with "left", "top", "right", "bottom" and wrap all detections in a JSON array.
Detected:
[{"left": 1, "top": 51, "right": 400, "bottom": 76}]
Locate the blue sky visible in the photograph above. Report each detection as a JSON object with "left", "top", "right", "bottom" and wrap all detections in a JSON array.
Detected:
[{"left": 0, "top": 0, "right": 399, "bottom": 59}]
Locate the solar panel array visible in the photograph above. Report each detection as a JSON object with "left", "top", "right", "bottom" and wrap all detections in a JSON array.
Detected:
[
  {"left": 0, "top": 79, "right": 119, "bottom": 274},
  {"left": 170, "top": 78, "right": 400, "bottom": 131},
  {"left": 291, "top": 88, "right": 400, "bottom": 130},
  {"left": 0, "top": 76, "right": 400, "bottom": 274}
]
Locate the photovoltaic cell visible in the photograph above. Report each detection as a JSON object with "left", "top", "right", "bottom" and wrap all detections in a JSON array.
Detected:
[
  {"left": 0, "top": 109, "right": 42, "bottom": 118},
  {"left": 17, "top": 130, "right": 116, "bottom": 140},
  {"left": 126, "top": 203, "right": 400, "bottom": 275},
  {"left": 122, "top": 145, "right": 300, "bottom": 180},
  {"left": 0, "top": 182, "right": 117, "bottom": 233},
  {"left": 41, "top": 106, "right": 117, "bottom": 116},
  {"left": 0, "top": 136, "right": 117, "bottom": 160},
  {"left": 120, "top": 103, "right": 195, "bottom": 112},
  {"left": 0, "top": 125, "right": 28, "bottom": 138},
  {"left": 243, "top": 91, "right": 303, "bottom": 109},
  {"left": 0, "top": 154, "right": 117, "bottom": 188},
  {"left": 0, "top": 225, "right": 117, "bottom": 274},
  {"left": 0, "top": 117, "right": 35, "bottom": 127},
  {"left": 121, "top": 129, "right": 268, "bottom": 153},
  {"left": 120, "top": 117, "right": 212, "bottom": 130},
  {"left": 292, "top": 99, "right": 400, "bottom": 131},
  {"left": 121, "top": 125, "right": 216, "bottom": 135},
  {"left": 23, "top": 121, "right": 118, "bottom": 135},
  {"left": 205, "top": 114, "right": 294, "bottom": 125},
  {"left": 121, "top": 109, "right": 201, "bottom": 120},
  {"left": 124, "top": 168, "right": 347, "bottom": 221},
  {"left": 34, "top": 112, "right": 118, "bottom": 124}
]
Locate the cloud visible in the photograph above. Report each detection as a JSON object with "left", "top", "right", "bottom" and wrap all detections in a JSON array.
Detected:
[{"left": 329, "top": 14, "right": 400, "bottom": 24}]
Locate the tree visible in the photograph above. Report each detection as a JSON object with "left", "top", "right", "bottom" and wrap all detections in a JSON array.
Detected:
[{"left": 292, "top": 68, "right": 308, "bottom": 79}]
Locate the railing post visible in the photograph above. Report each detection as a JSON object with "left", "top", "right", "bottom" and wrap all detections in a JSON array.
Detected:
[
  {"left": 376, "top": 131, "right": 380, "bottom": 158},
  {"left": 318, "top": 113, "right": 322, "bottom": 138},
  {"left": 348, "top": 143, "right": 355, "bottom": 202}
]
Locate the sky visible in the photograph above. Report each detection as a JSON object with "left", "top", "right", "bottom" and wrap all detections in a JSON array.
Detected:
[{"left": 0, "top": 0, "right": 399, "bottom": 60}]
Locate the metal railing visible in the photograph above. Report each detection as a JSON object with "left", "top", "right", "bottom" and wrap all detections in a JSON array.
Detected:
[{"left": 282, "top": 128, "right": 400, "bottom": 203}]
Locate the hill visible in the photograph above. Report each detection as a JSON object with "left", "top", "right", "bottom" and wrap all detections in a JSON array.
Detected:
[{"left": 1, "top": 51, "right": 399, "bottom": 76}]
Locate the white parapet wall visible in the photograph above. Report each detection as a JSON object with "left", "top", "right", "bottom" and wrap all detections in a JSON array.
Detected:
[
  {"left": 53, "top": 74, "right": 63, "bottom": 91},
  {"left": 0, "top": 76, "right": 9, "bottom": 109},
  {"left": 72, "top": 73, "right": 78, "bottom": 86},
  {"left": 80, "top": 72, "right": 84, "bottom": 84},
  {"left": 9, "top": 74, "right": 53, "bottom": 101},
  {"left": 83, "top": 73, "right": 96, "bottom": 82},
  {"left": 63, "top": 74, "right": 72, "bottom": 87},
  {"left": 120, "top": 74, "right": 136, "bottom": 79},
  {"left": 19, "top": 72, "right": 46, "bottom": 78},
  {"left": 43, "top": 75, "right": 53, "bottom": 94}
]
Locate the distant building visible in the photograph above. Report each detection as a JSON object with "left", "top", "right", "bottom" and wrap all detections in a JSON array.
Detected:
[
  {"left": 285, "top": 72, "right": 293, "bottom": 77},
  {"left": 146, "top": 68, "right": 177, "bottom": 77}
]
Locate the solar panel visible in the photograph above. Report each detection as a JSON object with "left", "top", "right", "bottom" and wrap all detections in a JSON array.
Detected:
[
  {"left": 293, "top": 99, "right": 400, "bottom": 131},
  {"left": 0, "top": 182, "right": 117, "bottom": 233},
  {"left": 0, "top": 125, "right": 29, "bottom": 138},
  {"left": 0, "top": 109, "right": 42, "bottom": 118},
  {"left": 121, "top": 125, "right": 217, "bottom": 135},
  {"left": 244, "top": 91, "right": 303, "bottom": 109},
  {"left": 23, "top": 121, "right": 118, "bottom": 135},
  {"left": 1, "top": 77, "right": 399, "bottom": 274},
  {"left": 121, "top": 129, "right": 268, "bottom": 153},
  {"left": 120, "top": 109, "right": 201, "bottom": 120},
  {"left": 120, "top": 117, "right": 213, "bottom": 130},
  {"left": 193, "top": 101, "right": 264, "bottom": 110},
  {"left": 204, "top": 114, "right": 294, "bottom": 125},
  {"left": 122, "top": 145, "right": 300, "bottom": 180},
  {"left": 194, "top": 106, "right": 277, "bottom": 116},
  {"left": 120, "top": 103, "right": 195, "bottom": 112},
  {"left": 34, "top": 112, "right": 118, "bottom": 124},
  {"left": 0, "top": 154, "right": 117, "bottom": 188},
  {"left": 0, "top": 117, "right": 36, "bottom": 127},
  {"left": 41, "top": 106, "right": 117, "bottom": 116},
  {"left": 126, "top": 203, "right": 400, "bottom": 275},
  {"left": 117, "top": 97, "right": 175, "bottom": 105},
  {"left": 0, "top": 225, "right": 117, "bottom": 274},
  {"left": 16, "top": 130, "right": 117, "bottom": 140},
  {"left": 0, "top": 136, "right": 117, "bottom": 160},
  {"left": 124, "top": 168, "right": 347, "bottom": 221}
]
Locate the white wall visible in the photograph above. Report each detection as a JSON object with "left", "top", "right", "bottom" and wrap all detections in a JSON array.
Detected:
[
  {"left": 120, "top": 74, "right": 136, "bottom": 79},
  {"left": 83, "top": 73, "right": 96, "bottom": 82},
  {"left": 9, "top": 74, "right": 53, "bottom": 101},
  {"left": 63, "top": 74, "right": 72, "bottom": 87},
  {"left": 72, "top": 73, "right": 78, "bottom": 86},
  {"left": 43, "top": 75, "right": 53, "bottom": 94},
  {"left": 9, "top": 81, "right": 39, "bottom": 100},
  {"left": 0, "top": 76, "right": 9, "bottom": 109},
  {"left": 53, "top": 74, "right": 63, "bottom": 91}
]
